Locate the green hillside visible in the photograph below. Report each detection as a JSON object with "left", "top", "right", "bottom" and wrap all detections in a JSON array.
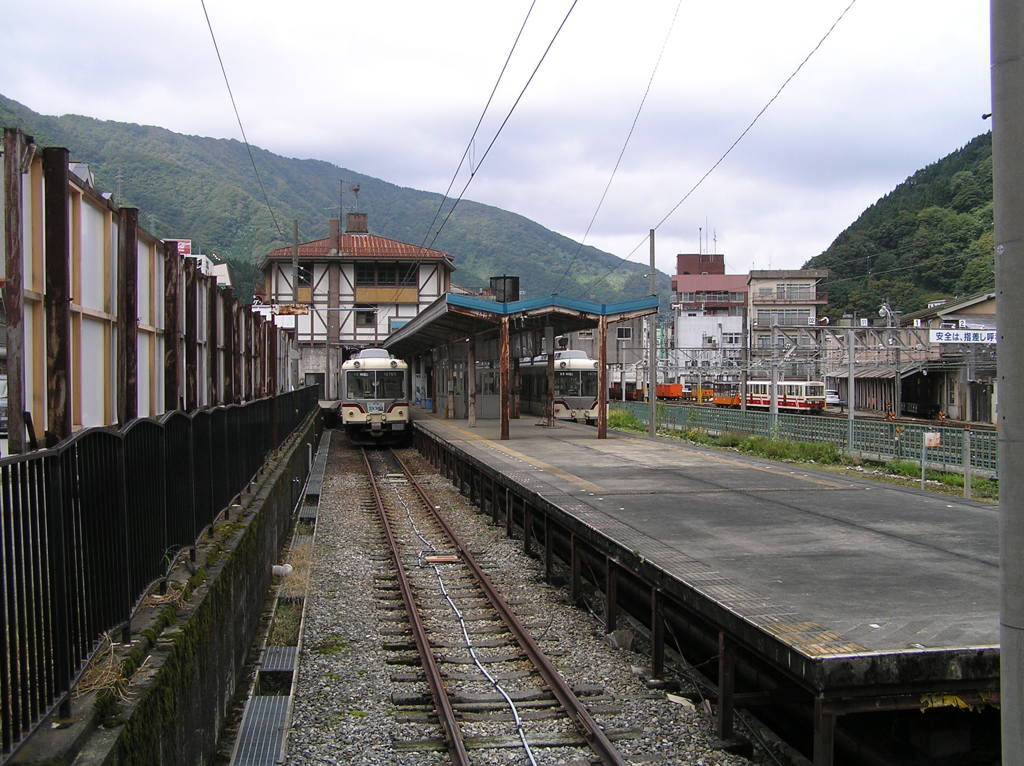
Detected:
[
  {"left": 805, "top": 132, "right": 994, "bottom": 319},
  {"left": 0, "top": 94, "right": 668, "bottom": 304}
]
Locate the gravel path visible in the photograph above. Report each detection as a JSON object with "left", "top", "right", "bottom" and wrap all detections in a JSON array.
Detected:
[{"left": 286, "top": 438, "right": 758, "bottom": 765}]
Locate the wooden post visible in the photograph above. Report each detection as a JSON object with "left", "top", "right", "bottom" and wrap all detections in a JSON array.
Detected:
[
  {"left": 222, "top": 288, "right": 235, "bottom": 403},
  {"left": 207, "top": 276, "right": 218, "bottom": 404},
  {"left": 43, "top": 147, "right": 72, "bottom": 445},
  {"left": 183, "top": 258, "right": 198, "bottom": 409},
  {"left": 500, "top": 315, "right": 510, "bottom": 440},
  {"left": 467, "top": 337, "right": 477, "bottom": 427},
  {"left": 3, "top": 129, "right": 27, "bottom": 453},
  {"left": 163, "top": 241, "right": 181, "bottom": 411},
  {"left": 244, "top": 306, "right": 254, "bottom": 400},
  {"left": 117, "top": 207, "right": 139, "bottom": 424},
  {"left": 597, "top": 316, "right": 609, "bottom": 438}
]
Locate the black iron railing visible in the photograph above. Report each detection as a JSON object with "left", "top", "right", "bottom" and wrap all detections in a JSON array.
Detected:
[{"left": 0, "top": 386, "right": 319, "bottom": 757}]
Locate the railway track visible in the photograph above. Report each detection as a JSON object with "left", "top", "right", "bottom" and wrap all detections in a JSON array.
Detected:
[{"left": 360, "top": 447, "right": 630, "bottom": 765}]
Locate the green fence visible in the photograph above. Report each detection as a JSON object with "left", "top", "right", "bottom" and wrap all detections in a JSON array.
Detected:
[{"left": 613, "top": 401, "right": 999, "bottom": 478}]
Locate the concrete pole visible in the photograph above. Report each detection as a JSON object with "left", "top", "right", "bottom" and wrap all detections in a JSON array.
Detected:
[
  {"left": 992, "top": 0, "right": 1024, "bottom": 759},
  {"left": 648, "top": 229, "right": 657, "bottom": 438}
]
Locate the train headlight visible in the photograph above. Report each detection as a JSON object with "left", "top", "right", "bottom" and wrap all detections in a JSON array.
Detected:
[
  {"left": 390, "top": 360, "right": 397, "bottom": 368},
  {"left": 353, "top": 361, "right": 360, "bottom": 368},
  {"left": 559, "top": 361, "right": 567, "bottom": 369}
]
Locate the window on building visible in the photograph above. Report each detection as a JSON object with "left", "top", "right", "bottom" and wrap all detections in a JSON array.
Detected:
[
  {"left": 355, "top": 304, "right": 376, "bottom": 327},
  {"left": 617, "top": 327, "right": 632, "bottom": 341},
  {"left": 355, "top": 262, "right": 418, "bottom": 286},
  {"left": 577, "top": 330, "right": 594, "bottom": 340},
  {"left": 723, "top": 333, "right": 741, "bottom": 345}
]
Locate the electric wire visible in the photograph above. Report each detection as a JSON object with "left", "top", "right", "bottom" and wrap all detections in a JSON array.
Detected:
[
  {"left": 199, "top": 0, "right": 284, "bottom": 239},
  {"left": 577, "top": 0, "right": 858, "bottom": 298},
  {"left": 419, "top": 0, "right": 539, "bottom": 251},
  {"left": 378, "top": 455, "right": 538, "bottom": 764},
  {"left": 552, "top": 0, "right": 685, "bottom": 296},
  {"left": 426, "top": 0, "right": 581, "bottom": 251}
]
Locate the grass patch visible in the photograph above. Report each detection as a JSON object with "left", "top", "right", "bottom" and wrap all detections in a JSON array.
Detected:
[
  {"left": 608, "top": 408, "right": 646, "bottom": 432},
  {"left": 310, "top": 633, "right": 349, "bottom": 655},
  {"left": 268, "top": 598, "right": 303, "bottom": 646}
]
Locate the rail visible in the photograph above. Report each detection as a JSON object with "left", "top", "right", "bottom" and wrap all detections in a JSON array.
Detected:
[
  {"left": 390, "top": 449, "right": 627, "bottom": 766},
  {"left": 0, "top": 386, "right": 320, "bottom": 760},
  {"left": 613, "top": 401, "right": 999, "bottom": 477}
]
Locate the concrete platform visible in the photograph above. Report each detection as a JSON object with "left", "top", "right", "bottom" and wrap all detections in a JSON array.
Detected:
[{"left": 412, "top": 410, "right": 999, "bottom": 695}]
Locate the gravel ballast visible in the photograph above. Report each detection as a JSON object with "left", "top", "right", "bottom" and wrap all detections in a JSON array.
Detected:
[{"left": 286, "top": 439, "right": 760, "bottom": 765}]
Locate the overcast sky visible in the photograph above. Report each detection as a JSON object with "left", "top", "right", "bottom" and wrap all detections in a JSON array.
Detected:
[{"left": 1, "top": 1, "right": 991, "bottom": 277}]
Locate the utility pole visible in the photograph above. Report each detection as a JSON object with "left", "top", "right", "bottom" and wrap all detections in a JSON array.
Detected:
[
  {"left": 847, "top": 327, "right": 856, "bottom": 452},
  {"left": 993, "top": 0, "right": 1024, "bottom": 760},
  {"left": 648, "top": 229, "right": 657, "bottom": 438}
]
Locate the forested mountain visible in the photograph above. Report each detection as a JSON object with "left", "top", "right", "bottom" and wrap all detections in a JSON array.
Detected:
[
  {"left": 0, "top": 94, "right": 667, "bottom": 303},
  {"left": 805, "top": 132, "right": 993, "bottom": 320}
]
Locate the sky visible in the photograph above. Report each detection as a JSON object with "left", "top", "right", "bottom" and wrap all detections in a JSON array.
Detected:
[{"left": 1, "top": 0, "right": 992, "bottom": 278}]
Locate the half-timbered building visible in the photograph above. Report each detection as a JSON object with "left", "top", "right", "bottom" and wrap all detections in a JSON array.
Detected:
[{"left": 259, "top": 212, "right": 454, "bottom": 400}]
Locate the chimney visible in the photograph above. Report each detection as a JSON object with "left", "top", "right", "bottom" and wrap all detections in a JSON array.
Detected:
[
  {"left": 329, "top": 217, "right": 340, "bottom": 250},
  {"left": 346, "top": 212, "right": 368, "bottom": 234}
]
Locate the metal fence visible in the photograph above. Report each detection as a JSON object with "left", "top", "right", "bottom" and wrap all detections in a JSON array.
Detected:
[
  {"left": 0, "top": 386, "right": 319, "bottom": 758},
  {"left": 613, "top": 401, "right": 999, "bottom": 477}
]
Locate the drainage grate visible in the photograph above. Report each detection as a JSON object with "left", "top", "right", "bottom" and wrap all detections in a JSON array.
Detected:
[
  {"left": 232, "top": 695, "right": 289, "bottom": 765},
  {"left": 261, "top": 646, "right": 298, "bottom": 673}
]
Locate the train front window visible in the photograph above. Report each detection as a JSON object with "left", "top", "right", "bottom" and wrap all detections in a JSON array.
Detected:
[
  {"left": 805, "top": 383, "right": 825, "bottom": 397},
  {"left": 580, "top": 371, "right": 597, "bottom": 397},
  {"left": 555, "top": 371, "right": 581, "bottom": 396},
  {"left": 346, "top": 371, "right": 375, "bottom": 399},
  {"left": 377, "top": 370, "right": 406, "bottom": 399}
]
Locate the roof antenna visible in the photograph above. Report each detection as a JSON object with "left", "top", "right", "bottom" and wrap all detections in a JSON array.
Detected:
[{"left": 698, "top": 226, "right": 703, "bottom": 254}]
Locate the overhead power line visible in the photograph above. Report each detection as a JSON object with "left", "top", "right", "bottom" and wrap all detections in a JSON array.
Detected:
[
  {"left": 199, "top": 0, "right": 284, "bottom": 239},
  {"left": 579, "top": 0, "right": 858, "bottom": 298},
  {"left": 420, "top": 0, "right": 539, "bottom": 250},
  {"left": 427, "top": 0, "right": 581, "bottom": 250},
  {"left": 553, "top": 0, "right": 685, "bottom": 296}
]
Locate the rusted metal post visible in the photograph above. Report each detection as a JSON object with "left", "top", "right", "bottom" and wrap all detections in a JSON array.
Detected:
[
  {"left": 546, "top": 324, "right": 555, "bottom": 427},
  {"left": 163, "top": 241, "right": 181, "bottom": 411},
  {"left": 4, "top": 129, "right": 28, "bottom": 453},
  {"left": 543, "top": 514, "right": 553, "bottom": 582},
  {"left": 813, "top": 696, "right": 836, "bottom": 766},
  {"left": 244, "top": 307, "right": 253, "bottom": 400},
  {"left": 43, "top": 147, "right": 72, "bottom": 445},
  {"left": 499, "top": 315, "right": 510, "bottom": 440},
  {"left": 183, "top": 258, "right": 198, "bottom": 408},
  {"left": 569, "top": 533, "right": 581, "bottom": 605},
  {"left": 605, "top": 559, "right": 618, "bottom": 632},
  {"left": 650, "top": 586, "right": 665, "bottom": 678},
  {"left": 597, "top": 315, "right": 609, "bottom": 438},
  {"left": 717, "top": 631, "right": 735, "bottom": 739},
  {"left": 117, "top": 207, "right": 139, "bottom": 424},
  {"left": 467, "top": 336, "right": 477, "bottom": 427}
]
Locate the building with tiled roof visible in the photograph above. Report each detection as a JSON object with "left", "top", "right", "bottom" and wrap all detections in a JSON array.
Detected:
[{"left": 259, "top": 213, "right": 454, "bottom": 399}]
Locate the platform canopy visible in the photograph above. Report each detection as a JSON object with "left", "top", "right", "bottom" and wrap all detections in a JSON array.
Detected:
[
  {"left": 384, "top": 293, "right": 659, "bottom": 358},
  {"left": 385, "top": 292, "right": 659, "bottom": 440}
]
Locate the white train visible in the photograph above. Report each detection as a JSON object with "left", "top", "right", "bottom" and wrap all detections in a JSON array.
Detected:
[
  {"left": 339, "top": 348, "right": 411, "bottom": 443},
  {"left": 519, "top": 350, "right": 602, "bottom": 425}
]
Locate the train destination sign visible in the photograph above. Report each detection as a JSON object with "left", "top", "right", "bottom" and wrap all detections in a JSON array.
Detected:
[{"left": 929, "top": 329, "right": 996, "bottom": 344}]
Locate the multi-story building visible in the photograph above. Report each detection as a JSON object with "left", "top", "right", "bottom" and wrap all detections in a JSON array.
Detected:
[
  {"left": 670, "top": 253, "right": 748, "bottom": 382},
  {"left": 747, "top": 269, "right": 829, "bottom": 379},
  {"left": 259, "top": 213, "right": 454, "bottom": 399}
]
